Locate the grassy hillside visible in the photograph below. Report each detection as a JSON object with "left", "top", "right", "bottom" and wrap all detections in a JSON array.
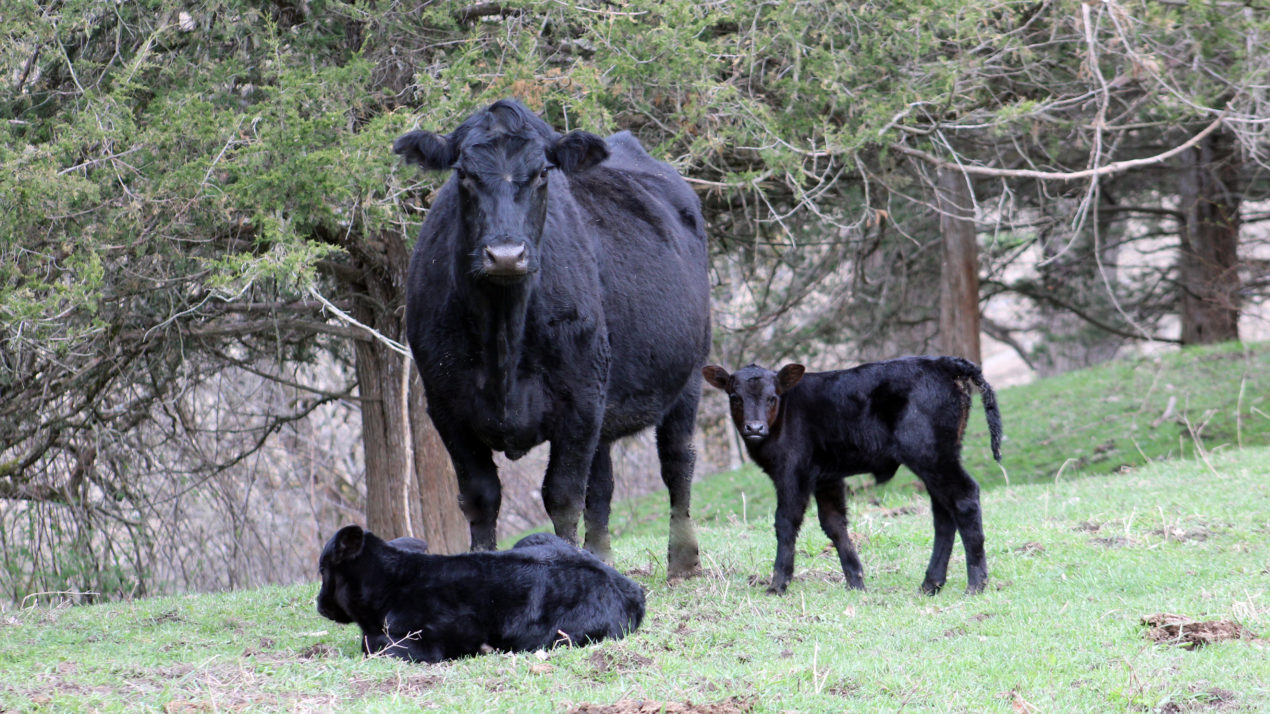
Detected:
[
  {"left": 962, "top": 341, "right": 1270, "bottom": 488},
  {"left": 3, "top": 444, "right": 1268, "bottom": 712}
]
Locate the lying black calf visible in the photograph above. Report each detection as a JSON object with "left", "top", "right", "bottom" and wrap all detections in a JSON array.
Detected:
[
  {"left": 703, "top": 356, "right": 1003, "bottom": 595},
  {"left": 316, "top": 526, "right": 645, "bottom": 662}
]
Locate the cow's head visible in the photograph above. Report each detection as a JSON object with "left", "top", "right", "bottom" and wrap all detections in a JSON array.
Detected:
[
  {"left": 394, "top": 99, "right": 608, "bottom": 284},
  {"left": 702, "top": 363, "right": 805, "bottom": 442}
]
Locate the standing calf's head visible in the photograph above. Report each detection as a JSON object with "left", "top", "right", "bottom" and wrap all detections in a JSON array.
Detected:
[
  {"left": 393, "top": 99, "right": 608, "bottom": 285},
  {"left": 702, "top": 363, "right": 805, "bottom": 442}
]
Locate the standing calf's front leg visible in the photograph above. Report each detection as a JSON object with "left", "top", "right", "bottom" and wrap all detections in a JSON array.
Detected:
[{"left": 767, "top": 476, "right": 812, "bottom": 595}]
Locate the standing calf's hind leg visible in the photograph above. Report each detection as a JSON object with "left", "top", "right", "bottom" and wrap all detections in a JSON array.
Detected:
[
  {"left": 814, "top": 479, "right": 866, "bottom": 590},
  {"left": 915, "top": 462, "right": 988, "bottom": 594},
  {"left": 657, "top": 389, "right": 702, "bottom": 579},
  {"left": 921, "top": 497, "right": 958, "bottom": 594}
]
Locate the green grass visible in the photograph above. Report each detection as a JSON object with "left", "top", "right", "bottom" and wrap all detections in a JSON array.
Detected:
[
  {"left": 5, "top": 342, "right": 1270, "bottom": 712},
  {"left": 4, "top": 446, "right": 1269, "bottom": 712},
  {"left": 962, "top": 341, "right": 1270, "bottom": 488}
]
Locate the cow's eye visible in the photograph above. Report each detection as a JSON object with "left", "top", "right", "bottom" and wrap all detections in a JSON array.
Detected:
[
  {"left": 767, "top": 397, "right": 778, "bottom": 408},
  {"left": 729, "top": 394, "right": 741, "bottom": 404},
  {"left": 537, "top": 166, "right": 551, "bottom": 182},
  {"left": 454, "top": 167, "right": 468, "bottom": 181}
]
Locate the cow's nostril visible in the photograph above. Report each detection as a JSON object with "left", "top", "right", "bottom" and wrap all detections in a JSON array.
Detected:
[{"left": 483, "top": 243, "right": 529, "bottom": 275}]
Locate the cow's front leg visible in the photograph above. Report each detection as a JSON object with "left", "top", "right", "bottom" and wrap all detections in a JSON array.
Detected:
[
  {"left": 583, "top": 441, "right": 614, "bottom": 561},
  {"left": 542, "top": 412, "right": 603, "bottom": 547},
  {"left": 431, "top": 417, "right": 501, "bottom": 551}
]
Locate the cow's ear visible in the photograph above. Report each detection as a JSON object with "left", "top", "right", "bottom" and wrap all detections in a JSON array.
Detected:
[
  {"left": 332, "top": 525, "right": 366, "bottom": 564},
  {"left": 393, "top": 130, "right": 456, "bottom": 171},
  {"left": 775, "top": 364, "right": 805, "bottom": 394},
  {"left": 548, "top": 131, "right": 608, "bottom": 174},
  {"left": 701, "top": 365, "right": 731, "bottom": 391}
]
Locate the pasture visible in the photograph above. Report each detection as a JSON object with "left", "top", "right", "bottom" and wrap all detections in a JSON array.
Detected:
[{"left": 2, "top": 444, "right": 1267, "bottom": 712}]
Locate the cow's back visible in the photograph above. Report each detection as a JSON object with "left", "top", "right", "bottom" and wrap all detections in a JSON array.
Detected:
[{"left": 568, "top": 132, "right": 711, "bottom": 438}]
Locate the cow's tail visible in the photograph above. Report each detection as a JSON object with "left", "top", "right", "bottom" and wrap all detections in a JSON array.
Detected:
[{"left": 942, "top": 357, "right": 1003, "bottom": 463}]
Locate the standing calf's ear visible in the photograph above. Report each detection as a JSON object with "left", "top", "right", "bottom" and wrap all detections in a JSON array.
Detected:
[
  {"left": 332, "top": 525, "right": 366, "bottom": 564},
  {"left": 393, "top": 130, "right": 456, "bottom": 171},
  {"left": 548, "top": 131, "right": 608, "bottom": 174},
  {"left": 775, "top": 364, "right": 805, "bottom": 394},
  {"left": 702, "top": 365, "right": 731, "bottom": 391}
]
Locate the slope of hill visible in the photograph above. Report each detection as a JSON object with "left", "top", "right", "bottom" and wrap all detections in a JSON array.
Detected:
[{"left": 3, "top": 445, "right": 1267, "bottom": 712}]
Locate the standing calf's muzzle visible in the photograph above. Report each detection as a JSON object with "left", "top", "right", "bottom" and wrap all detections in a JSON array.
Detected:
[{"left": 741, "top": 421, "right": 769, "bottom": 441}]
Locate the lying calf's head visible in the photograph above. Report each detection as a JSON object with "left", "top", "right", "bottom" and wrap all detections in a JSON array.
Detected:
[
  {"left": 703, "top": 363, "right": 805, "bottom": 442},
  {"left": 315, "top": 524, "right": 371, "bottom": 625}
]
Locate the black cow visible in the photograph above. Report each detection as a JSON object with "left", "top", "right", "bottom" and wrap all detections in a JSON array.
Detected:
[
  {"left": 702, "top": 356, "right": 1003, "bottom": 595},
  {"left": 316, "top": 526, "right": 646, "bottom": 663},
  {"left": 394, "top": 99, "right": 710, "bottom": 578}
]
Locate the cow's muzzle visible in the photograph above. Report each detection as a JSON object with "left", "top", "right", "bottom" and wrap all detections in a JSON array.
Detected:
[{"left": 481, "top": 241, "right": 530, "bottom": 278}]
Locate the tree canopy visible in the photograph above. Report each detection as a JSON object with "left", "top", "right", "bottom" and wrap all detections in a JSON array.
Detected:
[{"left": 2, "top": 0, "right": 1266, "bottom": 601}]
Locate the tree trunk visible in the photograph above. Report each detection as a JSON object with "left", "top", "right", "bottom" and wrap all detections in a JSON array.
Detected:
[
  {"left": 936, "top": 167, "right": 982, "bottom": 363},
  {"left": 353, "top": 338, "right": 466, "bottom": 553},
  {"left": 345, "top": 229, "right": 467, "bottom": 553},
  {"left": 1178, "top": 130, "right": 1241, "bottom": 345}
]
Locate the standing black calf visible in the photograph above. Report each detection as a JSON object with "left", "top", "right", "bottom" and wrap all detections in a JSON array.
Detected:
[
  {"left": 316, "top": 526, "right": 645, "bottom": 662},
  {"left": 702, "top": 356, "right": 1003, "bottom": 595}
]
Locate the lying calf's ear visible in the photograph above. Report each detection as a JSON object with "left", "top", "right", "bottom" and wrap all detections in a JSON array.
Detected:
[
  {"left": 333, "top": 525, "right": 366, "bottom": 564},
  {"left": 776, "top": 364, "right": 805, "bottom": 394},
  {"left": 702, "top": 365, "right": 731, "bottom": 391}
]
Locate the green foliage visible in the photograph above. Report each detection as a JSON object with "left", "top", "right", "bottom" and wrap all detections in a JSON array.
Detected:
[{"left": 3, "top": 448, "right": 1269, "bottom": 711}]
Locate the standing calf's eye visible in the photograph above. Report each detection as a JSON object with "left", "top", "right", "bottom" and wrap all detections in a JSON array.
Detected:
[{"left": 768, "top": 397, "right": 777, "bottom": 408}]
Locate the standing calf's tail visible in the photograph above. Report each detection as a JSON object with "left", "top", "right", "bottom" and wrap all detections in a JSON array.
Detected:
[{"left": 940, "top": 356, "right": 1004, "bottom": 462}]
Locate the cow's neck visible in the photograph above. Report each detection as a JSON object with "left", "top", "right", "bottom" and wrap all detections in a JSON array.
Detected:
[{"left": 468, "top": 279, "right": 534, "bottom": 407}]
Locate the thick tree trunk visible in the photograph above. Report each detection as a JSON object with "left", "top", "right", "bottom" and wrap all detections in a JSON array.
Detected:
[
  {"left": 1178, "top": 131, "right": 1241, "bottom": 345},
  {"left": 353, "top": 339, "right": 466, "bottom": 553},
  {"left": 936, "top": 167, "right": 982, "bottom": 363},
  {"left": 344, "top": 228, "right": 467, "bottom": 553}
]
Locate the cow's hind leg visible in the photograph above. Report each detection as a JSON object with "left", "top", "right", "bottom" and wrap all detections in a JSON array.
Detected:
[
  {"left": 657, "top": 385, "right": 702, "bottom": 580},
  {"left": 814, "top": 479, "right": 865, "bottom": 590},
  {"left": 583, "top": 441, "right": 614, "bottom": 561}
]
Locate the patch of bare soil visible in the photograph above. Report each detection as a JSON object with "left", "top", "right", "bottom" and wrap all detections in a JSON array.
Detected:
[
  {"left": 348, "top": 671, "right": 443, "bottom": 698},
  {"left": 1013, "top": 541, "right": 1045, "bottom": 556},
  {"left": 1151, "top": 525, "right": 1212, "bottom": 543},
  {"left": 587, "top": 647, "right": 654, "bottom": 675},
  {"left": 566, "top": 696, "right": 755, "bottom": 714},
  {"left": 1156, "top": 685, "right": 1238, "bottom": 713},
  {"left": 1142, "top": 614, "right": 1256, "bottom": 649}
]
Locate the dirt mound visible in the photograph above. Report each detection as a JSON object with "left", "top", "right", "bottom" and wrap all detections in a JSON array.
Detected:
[
  {"left": 1142, "top": 613, "right": 1255, "bottom": 649},
  {"left": 567, "top": 696, "right": 754, "bottom": 714}
]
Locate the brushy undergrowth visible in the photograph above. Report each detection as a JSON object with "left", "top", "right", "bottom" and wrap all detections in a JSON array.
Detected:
[{"left": 3, "top": 442, "right": 1269, "bottom": 713}]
